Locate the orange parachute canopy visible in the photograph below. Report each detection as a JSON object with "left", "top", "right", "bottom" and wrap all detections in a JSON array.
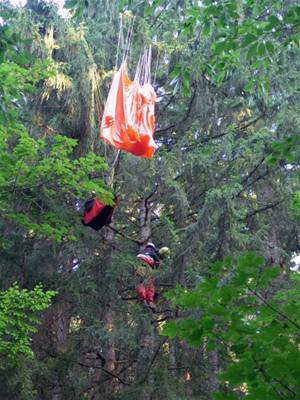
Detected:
[{"left": 100, "top": 62, "right": 157, "bottom": 158}]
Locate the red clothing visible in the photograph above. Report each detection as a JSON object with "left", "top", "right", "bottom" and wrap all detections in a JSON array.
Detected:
[
  {"left": 136, "top": 281, "right": 155, "bottom": 303},
  {"left": 136, "top": 244, "right": 160, "bottom": 305}
]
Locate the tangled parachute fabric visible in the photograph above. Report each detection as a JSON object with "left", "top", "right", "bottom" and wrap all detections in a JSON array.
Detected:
[{"left": 100, "top": 56, "right": 157, "bottom": 158}]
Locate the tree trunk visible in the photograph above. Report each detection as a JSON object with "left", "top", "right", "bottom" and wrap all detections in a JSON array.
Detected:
[
  {"left": 207, "top": 349, "right": 219, "bottom": 396},
  {"left": 136, "top": 195, "right": 156, "bottom": 399},
  {"left": 169, "top": 338, "right": 177, "bottom": 379}
]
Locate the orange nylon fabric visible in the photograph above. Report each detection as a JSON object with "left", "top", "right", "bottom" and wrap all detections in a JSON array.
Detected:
[{"left": 100, "top": 62, "right": 157, "bottom": 158}]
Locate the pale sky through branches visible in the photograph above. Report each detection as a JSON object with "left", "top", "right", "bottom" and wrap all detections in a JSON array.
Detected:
[{"left": 5, "top": 0, "right": 69, "bottom": 18}]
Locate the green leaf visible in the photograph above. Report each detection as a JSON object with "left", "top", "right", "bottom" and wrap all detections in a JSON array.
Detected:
[
  {"left": 246, "top": 43, "right": 258, "bottom": 59},
  {"left": 202, "top": 21, "right": 211, "bottom": 37},
  {"left": 201, "top": 316, "right": 215, "bottom": 330},
  {"left": 284, "top": 9, "right": 297, "bottom": 24},
  {"left": 213, "top": 393, "right": 238, "bottom": 400},
  {"left": 265, "top": 41, "right": 275, "bottom": 54},
  {"left": 240, "top": 34, "right": 257, "bottom": 48},
  {"left": 214, "top": 40, "right": 227, "bottom": 54},
  {"left": 182, "top": 70, "right": 192, "bottom": 97},
  {"left": 64, "top": 0, "right": 79, "bottom": 9},
  {"left": 161, "top": 321, "right": 177, "bottom": 338},
  {"left": 215, "top": 69, "right": 225, "bottom": 85},
  {"left": 258, "top": 267, "right": 281, "bottom": 285},
  {"left": 291, "top": 191, "right": 300, "bottom": 219},
  {"left": 265, "top": 15, "right": 281, "bottom": 30},
  {"left": 244, "top": 79, "right": 256, "bottom": 92},
  {"left": 257, "top": 43, "right": 266, "bottom": 56},
  {"left": 205, "top": 5, "right": 222, "bottom": 18},
  {"left": 206, "top": 340, "right": 217, "bottom": 351},
  {"left": 0, "top": 283, "right": 56, "bottom": 363}
]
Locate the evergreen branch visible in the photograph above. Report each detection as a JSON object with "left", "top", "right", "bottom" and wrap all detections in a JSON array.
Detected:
[
  {"left": 186, "top": 114, "right": 265, "bottom": 151},
  {"left": 155, "top": 123, "right": 176, "bottom": 134},
  {"left": 245, "top": 200, "right": 284, "bottom": 219},
  {"left": 254, "top": 360, "right": 286, "bottom": 400},
  {"left": 124, "top": 214, "right": 140, "bottom": 228},
  {"left": 80, "top": 355, "right": 138, "bottom": 387},
  {"left": 117, "top": 358, "right": 138, "bottom": 375},
  {"left": 237, "top": 170, "right": 271, "bottom": 197},
  {"left": 146, "top": 184, "right": 159, "bottom": 200},
  {"left": 160, "top": 91, "right": 296, "bottom": 152},
  {"left": 236, "top": 114, "right": 265, "bottom": 131},
  {"left": 253, "top": 356, "right": 296, "bottom": 399},
  {"left": 241, "top": 157, "right": 266, "bottom": 186},
  {"left": 150, "top": 6, "right": 167, "bottom": 27},
  {"left": 0, "top": 183, "right": 44, "bottom": 196},
  {"left": 107, "top": 225, "right": 143, "bottom": 245},
  {"left": 138, "top": 338, "right": 167, "bottom": 384},
  {"left": 120, "top": 296, "right": 138, "bottom": 301},
  {"left": 151, "top": 315, "right": 174, "bottom": 325},
  {"left": 157, "top": 93, "right": 176, "bottom": 115},
  {"left": 78, "top": 362, "right": 131, "bottom": 386},
  {"left": 155, "top": 89, "right": 196, "bottom": 134},
  {"left": 212, "top": 211, "right": 227, "bottom": 262},
  {"left": 272, "top": 377, "right": 297, "bottom": 397}
]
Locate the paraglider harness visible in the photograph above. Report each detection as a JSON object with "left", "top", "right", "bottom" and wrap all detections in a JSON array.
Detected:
[
  {"left": 137, "top": 243, "right": 161, "bottom": 268},
  {"left": 82, "top": 197, "right": 117, "bottom": 231}
]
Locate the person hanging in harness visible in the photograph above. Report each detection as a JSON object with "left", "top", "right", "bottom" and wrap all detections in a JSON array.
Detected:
[
  {"left": 82, "top": 192, "right": 117, "bottom": 231},
  {"left": 136, "top": 242, "right": 170, "bottom": 310}
]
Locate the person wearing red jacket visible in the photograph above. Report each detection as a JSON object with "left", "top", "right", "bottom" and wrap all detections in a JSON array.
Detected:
[{"left": 136, "top": 243, "right": 170, "bottom": 310}]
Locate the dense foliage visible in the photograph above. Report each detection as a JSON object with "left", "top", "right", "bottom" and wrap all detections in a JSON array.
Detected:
[
  {"left": 0, "top": 283, "right": 56, "bottom": 361},
  {"left": 163, "top": 253, "right": 300, "bottom": 399}
]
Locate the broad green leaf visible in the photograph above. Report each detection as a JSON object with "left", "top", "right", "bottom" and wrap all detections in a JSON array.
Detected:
[
  {"left": 265, "top": 15, "right": 281, "bottom": 30},
  {"left": 214, "top": 40, "right": 227, "bottom": 54},
  {"left": 202, "top": 21, "right": 211, "bottom": 37},
  {"left": 161, "top": 321, "right": 178, "bottom": 338},
  {"left": 257, "top": 43, "right": 266, "bottom": 56},
  {"left": 240, "top": 34, "right": 257, "bottom": 48},
  {"left": 246, "top": 43, "right": 258, "bottom": 59},
  {"left": 213, "top": 392, "right": 238, "bottom": 400},
  {"left": 265, "top": 41, "right": 275, "bottom": 54}
]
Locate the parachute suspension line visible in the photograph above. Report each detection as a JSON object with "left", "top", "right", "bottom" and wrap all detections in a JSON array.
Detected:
[
  {"left": 115, "top": 13, "right": 123, "bottom": 69},
  {"left": 100, "top": 14, "right": 157, "bottom": 159},
  {"left": 139, "top": 52, "right": 145, "bottom": 83},
  {"left": 123, "top": 19, "right": 131, "bottom": 62},
  {"left": 108, "top": 149, "right": 121, "bottom": 188},
  {"left": 126, "top": 17, "right": 135, "bottom": 66},
  {"left": 123, "top": 15, "right": 135, "bottom": 63},
  {"left": 106, "top": 14, "right": 134, "bottom": 187},
  {"left": 134, "top": 53, "right": 142, "bottom": 83},
  {"left": 153, "top": 49, "right": 160, "bottom": 87},
  {"left": 146, "top": 46, "right": 152, "bottom": 83},
  {"left": 135, "top": 46, "right": 152, "bottom": 85},
  {"left": 106, "top": 13, "right": 124, "bottom": 169}
]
